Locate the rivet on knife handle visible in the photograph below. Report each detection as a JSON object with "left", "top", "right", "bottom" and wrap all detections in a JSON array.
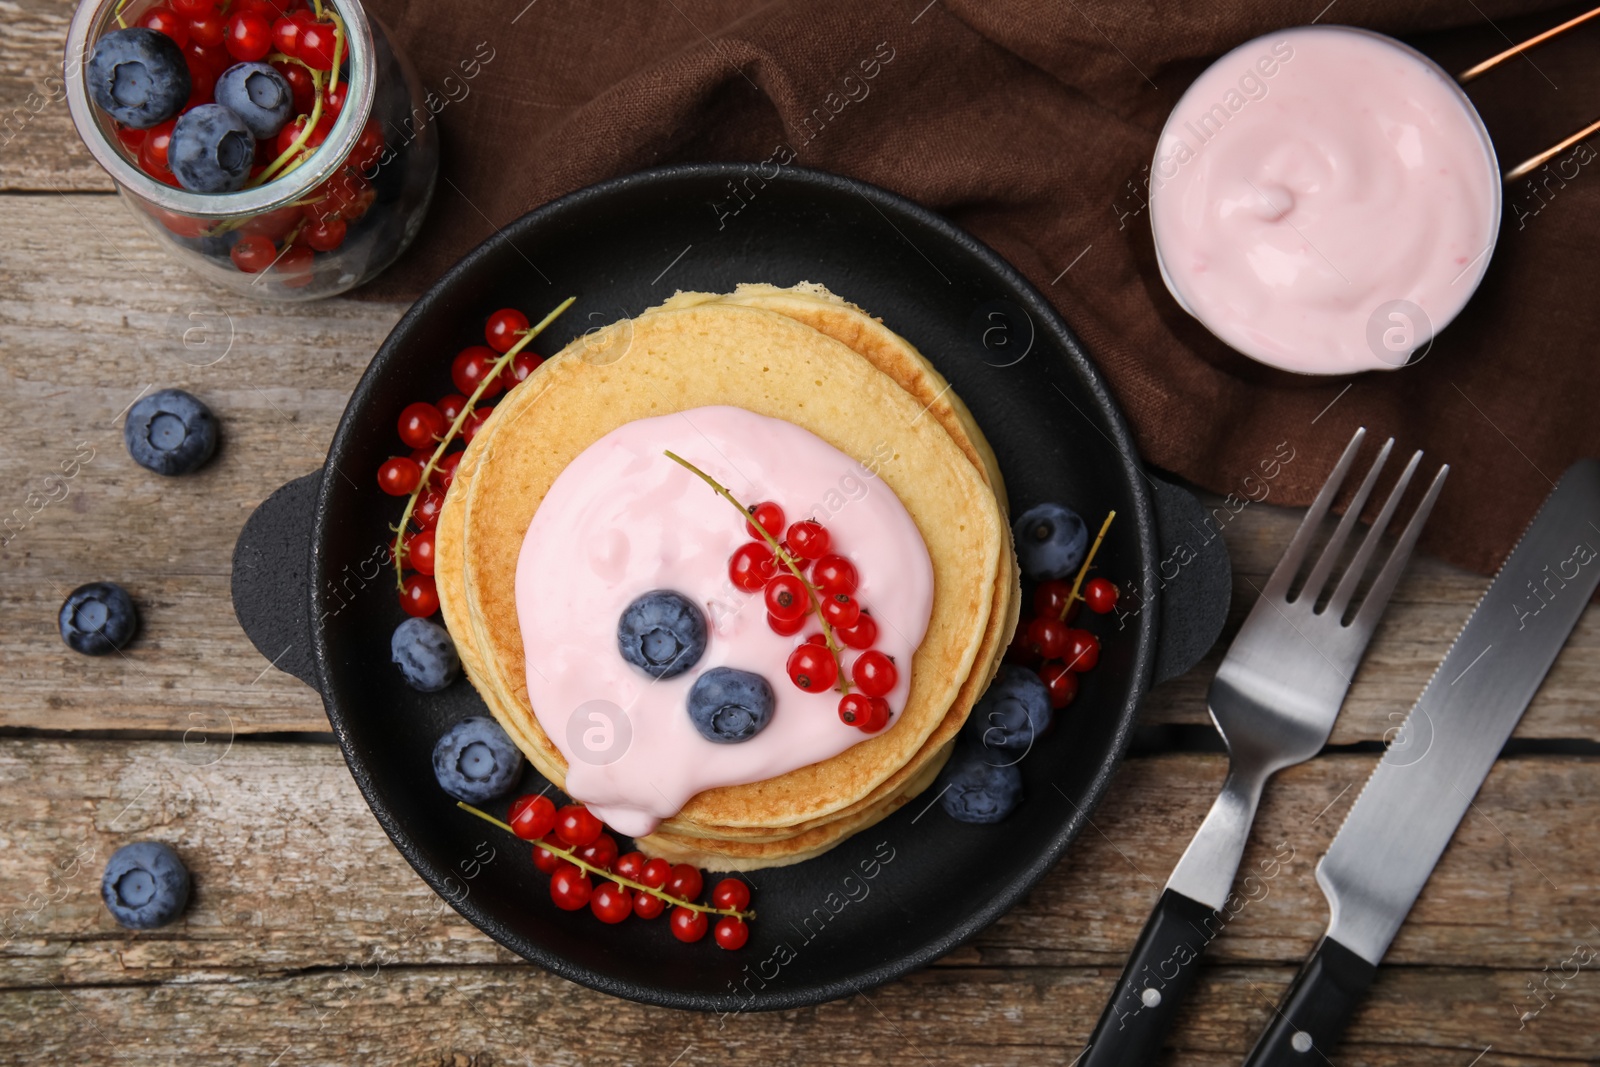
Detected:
[{"left": 1242, "top": 937, "right": 1377, "bottom": 1067}]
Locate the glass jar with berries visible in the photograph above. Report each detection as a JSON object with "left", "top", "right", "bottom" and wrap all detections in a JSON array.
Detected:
[{"left": 64, "top": 0, "right": 437, "bottom": 300}]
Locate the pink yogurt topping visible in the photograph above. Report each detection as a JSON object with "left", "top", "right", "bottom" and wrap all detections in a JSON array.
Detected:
[
  {"left": 513, "top": 406, "right": 934, "bottom": 837},
  {"left": 1149, "top": 26, "right": 1500, "bottom": 375}
]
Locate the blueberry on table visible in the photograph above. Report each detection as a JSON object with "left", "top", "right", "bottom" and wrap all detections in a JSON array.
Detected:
[
  {"left": 432, "top": 717, "right": 523, "bottom": 803},
  {"left": 617, "top": 590, "right": 707, "bottom": 679},
  {"left": 687, "top": 667, "right": 775, "bottom": 743},
  {"left": 168, "top": 104, "right": 254, "bottom": 193},
  {"left": 86, "top": 28, "right": 190, "bottom": 129},
  {"left": 214, "top": 62, "right": 293, "bottom": 139},
  {"left": 937, "top": 744, "right": 1023, "bottom": 824},
  {"left": 963, "top": 664, "right": 1052, "bottom": 752},
  {"left": 1012, "top": 502, "right": 1088, "bottom": 581},
  {"left": 124, "top": 388, "right": 218, "bottom": 476},
  {"left": 58, "top": 581, "right": 138, "bottom": 656},
  {"left": 101, "top": 841, "right": 190, "bottom": 928},
  {"left": 391, "top": 617, "right": 459, "bottom": 692}
]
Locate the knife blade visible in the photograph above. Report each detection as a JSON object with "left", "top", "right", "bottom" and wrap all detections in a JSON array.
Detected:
[{"left": 1243, "top": 458, "right": 1600, "bottom": 1067}]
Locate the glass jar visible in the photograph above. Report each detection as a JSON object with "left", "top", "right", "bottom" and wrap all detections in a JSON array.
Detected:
[{"left": 64, "top": 0, "right": 437, "bottom": 300}]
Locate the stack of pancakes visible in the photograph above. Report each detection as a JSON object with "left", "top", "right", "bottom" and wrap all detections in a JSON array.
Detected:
[{"left": 434, "top": 283, "right": 1019, "bottom": 870}]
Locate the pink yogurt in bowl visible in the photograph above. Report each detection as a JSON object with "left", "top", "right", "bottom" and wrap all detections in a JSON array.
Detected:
[{"left": 1149, "top": 25, "right": 1501, "bottom": 375}]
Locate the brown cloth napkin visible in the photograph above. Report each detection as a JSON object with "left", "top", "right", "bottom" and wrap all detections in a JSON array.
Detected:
[{"left": 361, "top": 0, "right": 1600, "bottom": 577}]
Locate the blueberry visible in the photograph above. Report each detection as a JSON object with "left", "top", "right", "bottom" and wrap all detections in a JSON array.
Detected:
[
  {"left": 432, "top": 716, "right": 523, "bottom": 803},
  {"left": 617, "top": 590, "right": 707, "bottom": 678},
  {"left": 86, "top": 28, "right": 190, "bottom": 129},
  {"left": 963, "top": 664, "right": 1051, "bottom": 752},
  {"left": 686, "top": 667, "right": 775, "bottom": 744},
  {"left": 101, "top": 841, "right": 189, "bottom": 928},
  {"left": 1013, "top": 502, "right": 1088, "bottom": 581},
  {"left": 124, "top": 388, "right": 218, "bottom": 476},
  {"left": 213, "top": 62, "right": 293, "bottom": 139},
  {"left": 59, "top": 581, "right": 138, "bottom": 656},
  {"left": 937, "top": 744, "right": 1023, "bottom": 824},
  {"left": 391, "top": 617, "right": 459, "bottom": 692},
  {"left": 168, "top": 103, "right": 253, "bottom": 193}
]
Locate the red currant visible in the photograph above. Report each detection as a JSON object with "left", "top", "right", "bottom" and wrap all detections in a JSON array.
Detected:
[
  {"left": 632, "top": 890, "right": 666, "bottom": 919},
  {"left": 484, "top": 308, "right": 529, "bottom": 353},
  {"left": 297, "top": 19, "right": 339, "bottom": 70},
  {"left": 272, "top": 60, "right": 315, "bottom": 114},
  {"left": 349, "top": 120, "right": 385, "bottom": 172},
  {"left": 1085, "top": 577, "right": 1119, "bottom": 614},
  {"left": 230, "top": 233, "right": 277, "bottom": 273},
  {"left": 777, "top": 542, "right": 811, "bottom": 575},
  {"left": 437, "top": 394, "right": 468, "bottom": 422},
  {"left": 785, "top": 520, "right": 830, "bottom": 559},
  {"left": 665, "top": 863, "right": 703, "bottom": 902},
  {"left": 836, "top": 612, "right": 878, "bottom": 650},
  {"left": 532, "top": 835, "right": 563, "bottom": 873},
  {"left": 188, "top": 14, "right": 225, "bottom": 46},
  {"left": 461, "top": 408, "right": 489, "bottom": 444},
  {"left": 714, "top": 916, "right": 749, "bottom": 950},
  {"left": 812, "top": 554, "right": 858, "bottom": 595},
  {"left": 224, "top": 11, "right": 272, "bottom": 60},
  {"left": 1064, "top": 629, "right": 1101, "bottom": 672},
  {"left": 711, "top": 878, "right": 750, "bottom": 911},
  {"left": 820, "top": 593, "right": 861, "bottom": 629},
  {"left": 1033, "top": 579, "right": 1079, "bottom": 622},
  {"left": 239, "top": 203, "right": 300, "bottom": 240},
  {"left": 274, "top": 114, "right": 326, "bottom": 157},
  {"left": 765, "top": 573, "right": 809, "bottom": 622},
  {"left": 614, "top": 851, "right": 646, "bottom": 881},
  {"left": 508, "top": 794, "right": 557, "bottom": 840},
  {"left": 452, "top": 345, "right": 504, "bottom": 398},
  {"left": 115, "top": 124, "right": 146, "bottom": 152},
  {"left": 858, "top": 697, "right": 891, "bottom": 732},
  {"left": 670, "top": 906, "right": 708, "bottom": 942},
  {"left": 786, "top": 643, "right": 838, "bottom": 692},
  {"left": 728, "top": 542, "right": 775, "bottom": 592},
  {"left": 508, "top": 351, "right": 543, "bottom": 384},
  {"left": 139, "top": 119, "right": 177, "bottom": 175},
  {"left": 554, "top": 805, "right": 602, "bottom": 847},
  {"left": 276, "top": 245, "right": 315, "bottom": 286},
  {"left": 1004, "top": 628, "right": 1040, "bottom": 666},
  {"left": 1039, "top": 661, "right": 1079, "bottom": 708},
  {"left": 638, "top": 857, "right": 671, "bottom": 890},
  {"left": 397, "top": 401, "right": 446, "bottom": 449},
  {"left": 838, "top": 692, "right": 873, "bottom": 726},
  {"left": 140, "top": 6, "right": 190, "bottom": 46},
  {"left": 1025, "top": 616, "right": 1070, "bottom": 660},
  {"left": 322, "top": 80, "right": 349, "bottom": 116},
  {"left": 589, "top": 881, "right": 632, "bottom": 923},
  {"left": 377, "top": 456, "right": 422, "bottom": 495},
  {"left": 412, "top": 489, "right": 445, "bottom": 530},
  {"left": 400, "top": 574, "right": 439, "bottom": 617},
  {"left": 549, "top": 862, "right": 592, "bottom": 911},
  {"left": 171, "top": 0, "right": 216, "bottom": 15},
  {"left": 745, "top": 500, "right": 785, "bottom": 540},
  {"left": 433, "top": 452, "right": 463, "bottom": 493},
  {"left": 404, "top": 529, "right": 435, "bottom": 576},
  {"left": 270, "top": 14, "right": 301, "bottom": 55},
  {"left": 851, "top": 650, "right": 898, "bottom": 697},
  {"left": 303, "top": 216, "right": 346, "bottom": 252},
  {"left": 575, "top": 832, "right": 617, "bottom": 871},
  {"left": 767, "top": 611, "right": 805, "bottom": 636}
]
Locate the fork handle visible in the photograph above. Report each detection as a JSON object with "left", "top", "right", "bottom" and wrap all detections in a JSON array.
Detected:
[{"left": 1078, "top": 889, "right": 1221, "bottom": 1067}]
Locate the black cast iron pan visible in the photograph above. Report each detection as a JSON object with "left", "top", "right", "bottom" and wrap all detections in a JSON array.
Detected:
[{"left": 231, "top": 164, "right": 1230, "bottom": 1012}]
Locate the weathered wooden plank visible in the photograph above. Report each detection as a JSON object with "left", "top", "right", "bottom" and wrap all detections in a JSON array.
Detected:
[
  {"left": 0, "top": 0, "right": 109, "bottom": 191},
  {"left": 2, "top": 195, "right": 1596, "bottom": 740}
]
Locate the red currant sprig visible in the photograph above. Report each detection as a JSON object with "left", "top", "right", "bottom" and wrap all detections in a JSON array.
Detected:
[{"left": 1057, "top": 510, "right": 1117, "bottom": 623}]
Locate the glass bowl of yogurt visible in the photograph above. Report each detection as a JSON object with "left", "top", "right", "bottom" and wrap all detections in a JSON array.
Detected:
[{"left": 1148, "top": 25, "right": 1501, "bottom": 375}]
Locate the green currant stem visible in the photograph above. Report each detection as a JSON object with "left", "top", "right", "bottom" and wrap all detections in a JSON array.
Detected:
[
  {"left": 327, "top": 10, "right": 347, "bottom": 95},
  {"left": 662, "top": 451, "right": 852, "bottom": 694},
  {"left": 392, "top": 296, "right": 577, "bottom": 590},
  {"left": 455, "top": 802, "right": 754, "bottom": 920},
  {"left": 1058, "top": 510, "right": 1116, "bottom": 623}
]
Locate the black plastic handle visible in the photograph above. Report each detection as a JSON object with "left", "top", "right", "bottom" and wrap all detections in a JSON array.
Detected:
[
  {"left": 1079, "top": 888, "right": 1221, "bottom": 1067},
  {"left": 230, "top": 471, "right": 321, "bottom": 689},
  {"left": 1242, "top": 937, "right": 1378, "bottom": 1067}
]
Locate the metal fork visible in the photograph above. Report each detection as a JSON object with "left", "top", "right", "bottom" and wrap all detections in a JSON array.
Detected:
[{"left": 1079, "top": 427, "right": 1448, "bottom": 1067}]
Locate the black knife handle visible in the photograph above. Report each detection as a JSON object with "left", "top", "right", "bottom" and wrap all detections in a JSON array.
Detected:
[
  {"left": 1243, "top": 937, "right": 1378, "bottom": 1067},
  {"left": 1079, "top": 889, "right": 1221, "bottom": 1067}
]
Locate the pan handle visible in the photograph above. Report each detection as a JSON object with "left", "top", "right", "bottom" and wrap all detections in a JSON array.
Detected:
[
  {"left": 231, "top": 472, "right": 322, "bottom": 690},
  {"left": 1146, "top": 476, "right": 1231, "bottom": 685}
]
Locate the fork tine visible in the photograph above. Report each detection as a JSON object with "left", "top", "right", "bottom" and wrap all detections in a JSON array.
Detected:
[
  {"left": 1325, "top": 449, "right": 1422, "bottom": 618},
  {"left": 1350, "top": 463, "right": 1450, "bottom": 632},
  {"left": 1299, "top": 437, "right": 1394, "bottom": 605},
  {"left": 1262, "top": 427, "right": 1367, "bottom": 600}
]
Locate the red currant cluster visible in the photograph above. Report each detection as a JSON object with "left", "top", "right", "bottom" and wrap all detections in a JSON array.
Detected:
[
  {"left": 485, "top": 795, "right": 753, "bottom": 949},
  {"left": 377, "top": 301, "right": 573, "bottom": 619},
  {"left": 1006, "top": 521, "right": 1120, "bottom": 708},
  {"left": 723, "top": 495, "right": 897, "bottom": 733},
  {"left": 113, "top": 0, "right": 384, "bottom": 284}
]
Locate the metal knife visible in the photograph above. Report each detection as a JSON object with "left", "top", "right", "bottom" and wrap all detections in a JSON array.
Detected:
[{"left": 1242, "top": 458, "right": 1600, "bottom": 1067}]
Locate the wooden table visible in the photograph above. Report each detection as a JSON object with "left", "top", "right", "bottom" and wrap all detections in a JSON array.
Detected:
[{"left": 4, "top": 19, "right": 1599, "bottom": 1065}]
